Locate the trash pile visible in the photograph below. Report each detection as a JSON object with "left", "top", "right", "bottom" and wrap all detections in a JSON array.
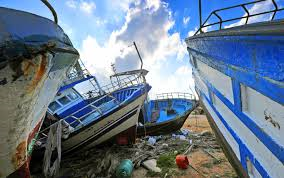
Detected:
[
  {"left": 57, "top": 132, "right": 190, "bottom": 178},
  {"left": 48, "top": 126, "right": 224, "bottom": 178}
]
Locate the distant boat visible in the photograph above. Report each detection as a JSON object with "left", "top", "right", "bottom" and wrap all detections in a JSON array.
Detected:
[
  {"left": 37, "top": 68, "right": 151, "bottom": 155},
  {"left": 137, "top": 92, "right": 197, "bottom": 136},
  {"left": 186, "top": 0, "right": 284, "bottom": 177},
  {"left": 0, "top": 3, "right": 79, "bottom": 178}
]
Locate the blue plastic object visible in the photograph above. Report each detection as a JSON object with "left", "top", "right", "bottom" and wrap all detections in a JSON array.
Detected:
[{"left": 115, "top": 159, "right": 134, "bottom": 178}]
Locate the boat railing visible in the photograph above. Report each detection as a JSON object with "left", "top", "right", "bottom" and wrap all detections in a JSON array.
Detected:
[
  {"left": 41, "top": 0, "right": 58, "bottom": 24},
  {"left": 62, "top": 69, "right": 91, "bottom": 86},
  {"left": 81, "top": 70, "right": 146, "bottom": 99},
  {"left": 195, "top": 0, "right": 284, "bottom": 35},
  {"left": 38, "top": 94, "right": 119, "bottom": 141},
  {"left": 156, "top": 92, "right": 195, "bottom": 100}
]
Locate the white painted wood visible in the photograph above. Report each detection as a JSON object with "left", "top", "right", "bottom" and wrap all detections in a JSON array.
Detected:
[
  {"left": 0, "top": 53, "right": 76, "bottom": 177},
  {"left": 247, "top": 158, "right": 262, "bottom": 178},
  {"left": 212, "top": 93, "right": 284, "bottom": 178},
  {"left": 200, "top": 92, "right": 241, "bottom": 160},
  {"left": 241, "top": 84, "right": 284, "bottom": 148},
  {"left": 196, "top": 59, "right": 234, "bottom": 103},
  {"left": 194, "top": 73, "right": 209, "bottom": 99},
  {"left": 62, "top": 93, "right": 146, "bottom": 152}
]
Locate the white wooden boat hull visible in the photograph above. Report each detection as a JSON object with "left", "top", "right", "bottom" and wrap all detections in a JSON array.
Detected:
[
  {"left": 62, "top": 94, "right": 147, "bottom": 154},
  {"left": 0, "top": 53, "right": 77, "bottom": 177}
]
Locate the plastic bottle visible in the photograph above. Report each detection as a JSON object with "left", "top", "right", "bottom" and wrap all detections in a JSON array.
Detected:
[{"left": 115, "top": 159, "right": 133, "bottom": 178}]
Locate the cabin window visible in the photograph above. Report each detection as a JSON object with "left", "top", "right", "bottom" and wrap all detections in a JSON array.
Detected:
[
  {"left": 49, "top": 101, "right": 61, "bottom": 112},
  {"left": 58, "top": 96, "right": 71, "bottom": 105},
  {"left": 68, "top": 91, "right": 79, "bottom": 100}
]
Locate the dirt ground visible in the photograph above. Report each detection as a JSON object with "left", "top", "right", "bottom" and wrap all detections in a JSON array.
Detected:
[{"left": 133, "top": 114, "right": 237, "bottom": 178}]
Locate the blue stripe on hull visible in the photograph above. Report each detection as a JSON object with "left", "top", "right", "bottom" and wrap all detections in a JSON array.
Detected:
[
  {"left": 194, "top": 70, "right": 284, "bottom": 164},
  {"left": 187, "top": 35, "right": 284, "bottom": 81},
  {"left": 188, "top": 47, "right": 284, "bottom": 105},
  {"left": 63, "top": 105, "right": 139, "bottom": 154},
  {"left": 199, "top": 91, "right": 269, "bottom": 177}
]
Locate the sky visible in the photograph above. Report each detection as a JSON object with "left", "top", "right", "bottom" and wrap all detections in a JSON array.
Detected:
[{"left": 2, "top": 0, "right": 284, "bottom": 98}]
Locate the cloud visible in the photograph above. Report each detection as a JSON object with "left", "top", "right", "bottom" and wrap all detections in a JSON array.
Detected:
[
  {"left": 183, "top": 16, "right": 190, "bottom": 25},
  {"left": 187, "top": 27, "right": 198, "bottom": 37},
  {"left": 225, "top": 0, "right": 274, "bottom": 28},
  {"left": 80, "top": 1, "right": 96, "bottom": 14},
  {"left": 66, "top": 0, "right": 96, "bottom": 14},
  {"left": 147, "top": 65, "right": 194, "bottom": 98},
  {"left": 79, "top": 0, "right": 191, "bottom": 96},
  {"left": 66, "top": 0, "right": 76, "bottom": 9}
]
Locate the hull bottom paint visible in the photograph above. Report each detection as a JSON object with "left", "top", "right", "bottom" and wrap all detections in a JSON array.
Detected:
[
  {"left": 62, "top": 94, "right": 146, "bottom": 154},
  {"left": 137, "top": 111, "right": 191, "bottom": 137}
]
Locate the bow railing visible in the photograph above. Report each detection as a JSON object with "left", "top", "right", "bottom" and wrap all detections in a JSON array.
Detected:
[
  {"left": 195, "top": 0, "right": 284, "bottom": 35},
  {"left": 81, "top": 69, "right": 147, "bottom": 99},
  {"left": 156, "top": 92, "right": 194, "bottom": 100}
]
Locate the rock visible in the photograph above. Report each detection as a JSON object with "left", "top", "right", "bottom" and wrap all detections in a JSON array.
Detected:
[
  {"left": 200, "top": 130, "right": 211, "bottom": 136},
  {"left": 142, "top": 159, "right": 161, "bottom": 173},
  {"left": 162, "top": 143, "right": 168, "bottom": 148}
]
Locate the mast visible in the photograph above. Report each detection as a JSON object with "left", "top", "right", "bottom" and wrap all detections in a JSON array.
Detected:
[
  {"left": 199, "top": 0, "right": 203, "bottom": 33},
  {"left": 133, "top": 41, "right": 143, "bottom": 70}
]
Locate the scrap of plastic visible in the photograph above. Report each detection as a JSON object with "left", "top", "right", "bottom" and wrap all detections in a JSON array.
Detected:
[
  {"left": 180, "top": 128, "right": 191, "bottom": 136},
  {"left": 148, "top": 137, "right": 156, "bottom": 145},
  {"left": 179, "top": 135, "right": 186, "bottom": 140}
]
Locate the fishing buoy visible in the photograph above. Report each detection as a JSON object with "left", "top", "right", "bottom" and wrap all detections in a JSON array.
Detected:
[
  {"left": 115, "top": 159, "right": 133, "bottom": 178},
  {"left": 175, "top": 155, "right": 189, "bottom": 169}
]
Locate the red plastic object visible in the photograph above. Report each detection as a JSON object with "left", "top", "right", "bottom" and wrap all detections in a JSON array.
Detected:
[
  {"left": 176, "top": 155, "right": 189, "bottom": 169},
  {"left": 116, "top": 135, "right": 128, "bottom": 145}
]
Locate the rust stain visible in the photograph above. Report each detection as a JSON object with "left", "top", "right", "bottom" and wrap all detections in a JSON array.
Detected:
[
  {"left": 26, "top": 54, "right": 47, "bottom": 92},
  {"left": 264, "top": 110, "right": 280, "bottom": 130},
  {"left": 22, "top": 60, "right": 35, "bottom": 77},
  {"left": 12, "top": 141, "right": 27, "bottom": 169}
]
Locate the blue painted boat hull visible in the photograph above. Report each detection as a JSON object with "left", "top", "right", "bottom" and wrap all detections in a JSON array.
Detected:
[
  {"left": 137, "top": 98, "right": 197, "bottom": 136},
  {"left": 186, "top": 20, "right": 284, "bottom": 177}
]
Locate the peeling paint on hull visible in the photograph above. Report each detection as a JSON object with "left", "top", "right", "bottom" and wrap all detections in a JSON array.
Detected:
[
  {"left": 0, "top": 7, "right": 79, "bottom": 178},
  {"left": 186, "top": 20, "right": 284, "bottom": 177},
  {"left": 0, "top": 53, "right": 77, "bottom": 178}
]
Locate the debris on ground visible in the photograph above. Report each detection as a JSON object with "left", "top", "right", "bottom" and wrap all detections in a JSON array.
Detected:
[
  {"left": 32, "top": 109, "right": 237, "bottom": 178},
  {"left": 142, "top": 159, "right": 161, "bottom": 173}
]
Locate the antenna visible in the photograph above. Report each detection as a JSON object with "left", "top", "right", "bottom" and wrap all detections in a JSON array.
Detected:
[
  {"left": 133, "top": 41, "right": 143, "bottom": 70},
  {"left": 111, "top": 63, "right": 121, "bottom": 87}
]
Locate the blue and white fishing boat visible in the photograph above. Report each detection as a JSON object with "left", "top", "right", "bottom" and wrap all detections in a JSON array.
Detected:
[
  {"left": 186, "top": 0, "right": 284, "bottom": 177},
  {"left": 37, "top": 67, "right": 151, "bottom": 155},
  {"left": 137, "top": 92, "right": 197, "bottom": 136},
  {"left": 0, "top": 2, "right": 79, "bottom": 177}
]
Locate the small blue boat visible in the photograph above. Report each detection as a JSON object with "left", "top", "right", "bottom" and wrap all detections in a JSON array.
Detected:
[
  {"left": 38, "top": 67, "right": 151, "bottom": 155},
  {"left": 137, "top": 92, "right": 197, "bottom": 136},
  {"left": 186, "top": 0, "right": 284, "bottom": 177}
]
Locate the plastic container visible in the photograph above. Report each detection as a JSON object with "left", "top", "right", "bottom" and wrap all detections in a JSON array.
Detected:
[
  {"left": 116, "top": 135, "right": 128, "bottom": 145},
  {"left": 115, "top": 159, "right": 133, "bottom": 178},
  {"left": 176, "top": 155, "right": 189, "bottom": 169}
]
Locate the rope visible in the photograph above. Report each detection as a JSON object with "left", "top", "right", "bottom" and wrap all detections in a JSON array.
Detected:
[{"left": 43, "top": 120, "right": 62, "bottom": 177}]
